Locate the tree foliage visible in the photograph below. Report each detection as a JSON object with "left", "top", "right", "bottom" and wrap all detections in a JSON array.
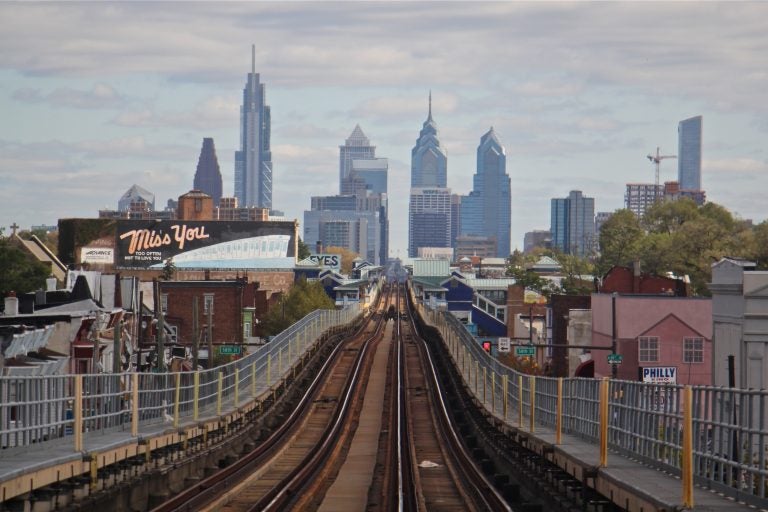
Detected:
[
  {"left": 297, "top": 237, "right": 311, "bottom": 260},
  {"left": 598, "top": 200, "right": 760, "bottom": 295},
  {"left": 0, "top": 237, "right": 50, "bottom": 296},
  {"left": 324, "top": 246, "right": 359, "bottom": 274},
  {"left": 259, "top": 279, "right": 335, "bottom": 336}
]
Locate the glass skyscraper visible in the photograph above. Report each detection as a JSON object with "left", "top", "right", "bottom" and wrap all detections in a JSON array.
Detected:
[
  {"left": 678, "top": 115, "right": 702, "bottom": 191},
  {"left": 339, "top": 125, "right": 376, "bottom": 195},
  {"left": 459, "top": 128, "right": 511, "bottom": 258},
  {"left": 411, "top": 93, "right": 447, "bottom": 188},
  {"left": 408, "top": 95, "right": 452, "bottom": 257},
  {"left": 234, "top": 45, "right": 272, "bottom": 209},
  {"left": 550, "top": 190, "right": 595, "bottom": 257}
]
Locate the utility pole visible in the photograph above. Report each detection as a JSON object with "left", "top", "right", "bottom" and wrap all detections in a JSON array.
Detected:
[
  {"left": 192, "top": 296, "right": 199, "bottom": 371},
  {"left": 207, "top": 302, "right": 213, "bottom": 369},
  {"left": 611, "top": 292, "right": 618, "bottom": 379}
]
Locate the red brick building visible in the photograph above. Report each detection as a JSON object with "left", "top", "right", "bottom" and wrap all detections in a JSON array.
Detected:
[
  {"left": 599, "top": 264, "right": 690, "bottom": 296},
  {"left": 157, "top": 279, "right": 262, "bottom": 345}
]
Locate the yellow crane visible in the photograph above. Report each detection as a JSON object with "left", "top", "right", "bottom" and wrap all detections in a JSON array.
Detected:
[{"left": 646, "top": 146, "right": 677, "bottom": 200}]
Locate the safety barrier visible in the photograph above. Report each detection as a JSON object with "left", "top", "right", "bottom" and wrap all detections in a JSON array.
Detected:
[
  {"left": 0, "top": 307, "right": 360, "bottom": 455},
  {"left": 414, "top": 295, "right": 768, "bottom": 509}
]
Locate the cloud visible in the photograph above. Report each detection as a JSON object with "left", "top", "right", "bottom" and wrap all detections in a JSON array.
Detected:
[
  {"left": 113, "top": 95, "right": 239, "bottom": 129},
  {"left": 12, "top": 82, "right": 124, "bottom": 109}
]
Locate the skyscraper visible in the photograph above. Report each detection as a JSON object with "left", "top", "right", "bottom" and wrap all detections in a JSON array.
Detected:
[
  {"left": 193, "top": 138, "right": 223, "bottom": 205},
  {"left": 234, "top": 45, "right": 272, "bottom": 209},
  {"left": 411, "top": 92, "right": 447, "bottom": 188},
  {"left": 459, "top": 128, "right": 511, "bottom": 258},
  {"left": 678, "top": 115, "right": 702, "bottom": 191},
  {"left": 408, "top": 95, "right": 452, "bottom": 257},
  {"left": 408, "top": 188, "right": 452, "bottom": 257},
  {"left": 550, "top": 190, "right": 595, "bottom": 257},
  {"left": 339, "top": 125, "right": 375, "bottom": 195}
]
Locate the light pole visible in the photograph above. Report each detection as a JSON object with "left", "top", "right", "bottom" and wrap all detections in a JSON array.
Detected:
[{"left": 611, "top": 292, "right": 618, "bottom": 379}]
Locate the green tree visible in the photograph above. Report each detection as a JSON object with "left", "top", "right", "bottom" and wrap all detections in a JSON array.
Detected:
[
  {"left": 0, "top": 237, "right": 50, "bottom": 296},
  {"left": 555, "top": 251, "right": 595, "bottom": 295},
  {"left": 325, "top": 246, "right": 359, "bottom": 274},
  {"left": 297, "top": 237, "right": 312, "bottom": 260},
  {"left": 751, "top": 221, "right": 768, "bottom": 269},
  {"left": 597, "top": 209, "right": 644, "bottom": 275},
  {"left": 259, "top": 279, "right": 335, "bottom": 336},
  {"left": 160, "top": 257, "right": 177, "bottom": 280}
]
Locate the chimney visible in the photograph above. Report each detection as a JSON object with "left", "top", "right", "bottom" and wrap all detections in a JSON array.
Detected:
[
  {"left": 4, "top": 292, "right": 19, "bottom": 316},
  {"left": 46, "top": 277, "right": 57, "bottom": 292},
  {"left": 316, "top": 241, "right": 323, "bottom": 254},
  {"left": 633, "top": 260, "right": 641, "bottom": 293}
]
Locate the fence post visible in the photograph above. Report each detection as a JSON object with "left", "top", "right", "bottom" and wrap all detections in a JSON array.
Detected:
[
  {"left": 235, "top": 368, "right": 240, "bottom": 409},
  {"left": 252, "top": 362, "right": 257, "bottom": 399},
  {"left": 503, "top": 374, "right": 508, "bottom": 422},
  {"left": 491, "top": 371, "right": 496, "bottom": 414},
  {"left": 193, "top": 372, "right": 200, "bottom": 421},
  {"left": 74, "top": 374, "right": 83, "bottom": 452},
  {"left": 556, "top": 377, "right": 563, "bottom": 445},
  {"left": 483, "top": 366, "right": 487, "bottom": 405},
  {"left": 267, "top": 354, "right": 272, "bottom": 386},
  {"left": 217, "top": 372, "right": 223, "bottom": 416},
  {"left": 529, "top": 376, "right": 536, "bottom": 433},
  {"left": 682, "top": 385, "right": 694, "bottom": 508},
  {"left": 518, "top": 375, "right": 524, "bottom": 428},
  {"left": 600, "top": 377, "right": 609, "bottom": 467},
  {"left": 173, "top": 372, "right": 181, "bottom": 429},
  {"left": 130, "top": 373, "right": 139, "bottom": 437}
]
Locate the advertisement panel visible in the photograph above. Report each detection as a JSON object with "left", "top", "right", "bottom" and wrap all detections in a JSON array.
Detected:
[
  {"left": 115, "top": 220, "right": 296, "bottom": 269},
  {"left": 641, "top": 366, "right": 677, "bottom": 384},
  {"left": 308, "top": 253, "right": 341, "bottom": 270},
  {"left": 80, "top": 247, "right": 114, "bottom": 264}
]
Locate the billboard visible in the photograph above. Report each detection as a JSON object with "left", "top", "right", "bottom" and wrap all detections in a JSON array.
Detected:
[
  {"left": 641, "top": 366, "right": 677, "bottom": 384},
  {"left": 115, "top": 220, "right": 296, "bottom": 269},
  {"left": 308, "top": 253, "right": 341, "bottom": 270},
  {"left": 80, "top": 247, "right": 114, "bottom": 264}
]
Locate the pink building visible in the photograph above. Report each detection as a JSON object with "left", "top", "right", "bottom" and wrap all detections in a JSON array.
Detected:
[{"left": 591, "top": 293, "right": 712, "bottom": 385}]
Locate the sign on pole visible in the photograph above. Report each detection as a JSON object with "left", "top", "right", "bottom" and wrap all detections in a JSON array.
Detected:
[
  {"left": 607, "top": 353, "right": 623, "bottom": 365},
  {"left": 498, "top": 337, "right": 511, "bottom": 353},
  {"left": 515, "top": 346, "right": 536, "bottom": 357},
  {"left": 219, "top": 345, "right": 242, "bottom": 356}
]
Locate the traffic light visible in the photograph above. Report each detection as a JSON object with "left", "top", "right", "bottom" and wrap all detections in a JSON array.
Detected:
[{"left": 482, "top": 341, "right": 492, "bottom": 353}]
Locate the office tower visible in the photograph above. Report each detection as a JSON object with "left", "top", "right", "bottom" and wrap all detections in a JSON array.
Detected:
[
  {"left": 411, "top": 92, "right": 447, "bottom": 188},
  {"left": 349, "top": 158, "right": 388, "bottom": 195},
  {"left": 193, "top": 138, "right": 223, "bottom": 206},
  {"left": 625, "top": 183, "right": 662, "bottom": 218},
  {"left": 550, "top": 190, "right": 596, "bottom": 257},
  {"left": 523, "top": 230, "right": 552, "bottom": 253},
  {"left": 678, "top": 116, "right": 702, "bottom": 191},
  {"left": 408, "top": 188, "right": 452, "bottom": 257},
  {"left": 234, "top": 45, "right": 272, "bottom": 209},
  {"left": 450, "top": 194, "right": 462, "bottom": 250},
  {"left": 118, "top": 184, "right": 155, "bottom": 212},
  {"left": 459, "top": 128, "right": 511, "bottom": 258},
  {"left": 339, "top": 125, "right": 376, "bottom": 195}
]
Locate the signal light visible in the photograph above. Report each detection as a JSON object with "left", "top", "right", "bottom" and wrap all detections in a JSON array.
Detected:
[{"left": 482, "top": 341, "right": 492, "bottom": 353}]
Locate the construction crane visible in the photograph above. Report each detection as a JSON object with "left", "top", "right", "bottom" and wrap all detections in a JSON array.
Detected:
[{"left": 646, "top": 146, "right": 677, "bottom": 200}]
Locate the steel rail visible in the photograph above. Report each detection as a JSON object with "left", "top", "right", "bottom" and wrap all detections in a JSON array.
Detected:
[
  {"left": 248, "top": 290, "right": 391, "bottom": 512},
  {"left": 151, "top": 294, "right": 385, "bottom": 512},
  {"left": 404, "top": 286, "right": 512, "bottom": 512}
]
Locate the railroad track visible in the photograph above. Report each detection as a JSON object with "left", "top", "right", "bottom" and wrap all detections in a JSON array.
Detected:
[{"left": 150, "top": 287, "right": 394, "bottom": 512}]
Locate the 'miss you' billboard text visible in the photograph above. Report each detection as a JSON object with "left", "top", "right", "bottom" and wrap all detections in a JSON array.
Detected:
[{"left": 115, "top": 220, "right": 296, "bottom": 269}]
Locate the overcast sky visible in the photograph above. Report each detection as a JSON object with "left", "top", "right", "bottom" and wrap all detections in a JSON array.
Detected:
[{"left": 1, "top": 2, "right": 766, "bottom": 257}]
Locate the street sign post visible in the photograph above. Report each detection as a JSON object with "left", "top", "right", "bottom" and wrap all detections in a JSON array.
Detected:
[
  {"left": 607, "top": 353, "right": 623, "bottom": 365},
  {"left": 498, "top": 337, "right": 511, "bottom": 353},
  {"left": 515, "top": 346, "right": 536, "bottom": 357},
  {"left": 219, "top": 345, "right": 242, "bottom": 356}
]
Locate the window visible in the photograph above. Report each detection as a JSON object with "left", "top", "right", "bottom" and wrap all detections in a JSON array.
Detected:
[
  {"left": 639, "top": 336, "right": 659, "bottom": 363},
  {"left": 243, "top": 322, "right": 251, "bottom": 338},
  {"left": 161, "top": 294, "right": 168, "bottom": 313},
  {"left": 194, "top": 198, "right": 203, "bottom": 212},
  {"left": 684, "top": 337, "right": 704, "bottom": 363},
  {"left": 203, "top": 294, "right": 214, "bottom": 315}
]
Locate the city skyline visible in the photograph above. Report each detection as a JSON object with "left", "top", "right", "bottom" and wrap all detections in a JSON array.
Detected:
[{"left": 1, "top": 3, "right": 767, "bottom": 258}]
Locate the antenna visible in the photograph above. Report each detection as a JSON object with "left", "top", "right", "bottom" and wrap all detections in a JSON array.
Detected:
[
  {"left": 428, "top": 90, "right": 432, "bottom": 119},
  {"left": 251, "top": 44, "right": 255, "bottom": 75}
]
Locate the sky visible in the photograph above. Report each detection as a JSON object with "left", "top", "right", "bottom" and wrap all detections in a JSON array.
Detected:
[{"left": 1, "top": 2, "right": 767, "bottom": 258}]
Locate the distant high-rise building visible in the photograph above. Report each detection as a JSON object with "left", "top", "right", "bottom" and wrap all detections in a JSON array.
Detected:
[
  {"left": 678, "top": 116, "right": 702, "bottom": 192},
  {"left": 234, "top": 45, "right": 272, "bottom": 209},
  {"left": 118, "top": 184, "right": 155, "bottom": 212},
  {"left": 550, "top": 190, "right": 595, "bottom": 257},
  {"left": 450, "top": 194, "right": 462, "bottom": 250},
  {"left": 349, "top": 158, "right": 388, "bottom": 195},
  {"left": 459, "top": 128, "right": 511, "bottom": 258},
  {"left": 339, "top": 125, "right": 376, "bottom": 195},
  {"left": 594, "top": 212, "right": 613, "bottom": 239},
  {"left": 625, "top": 183, "right": 662, "bottom": 217},
  {"left": 408, "top": 188, "right": 452, "bottom": 257},
  {"left": 523, "top": 230, "right": 552, "bottom": 253},
  {"left": 193, "top": 138, "right": 223, "bottom": 205},
  {"left": 411, "top": 92, "right": 447, "bottom": 188}
]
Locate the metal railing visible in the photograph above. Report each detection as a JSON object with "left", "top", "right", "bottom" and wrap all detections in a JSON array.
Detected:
[
  {"left": 414, "top": 293, "right": 768, "bottom": 508},
  {"left": 0, "top": 307, "right": 360, "bottom": 456}
]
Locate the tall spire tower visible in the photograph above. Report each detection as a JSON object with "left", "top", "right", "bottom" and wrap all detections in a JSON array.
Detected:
[{"left": 234, "top": 45, "right": 272, "bottom": 209}]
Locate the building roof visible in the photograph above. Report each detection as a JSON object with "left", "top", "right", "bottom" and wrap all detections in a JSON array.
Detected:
[
  {"left": 462, "top": 278, "right": 517, "bottom": 290},
  {"left": 10, "top": 234, "right": 67, "bottom": 282}
]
